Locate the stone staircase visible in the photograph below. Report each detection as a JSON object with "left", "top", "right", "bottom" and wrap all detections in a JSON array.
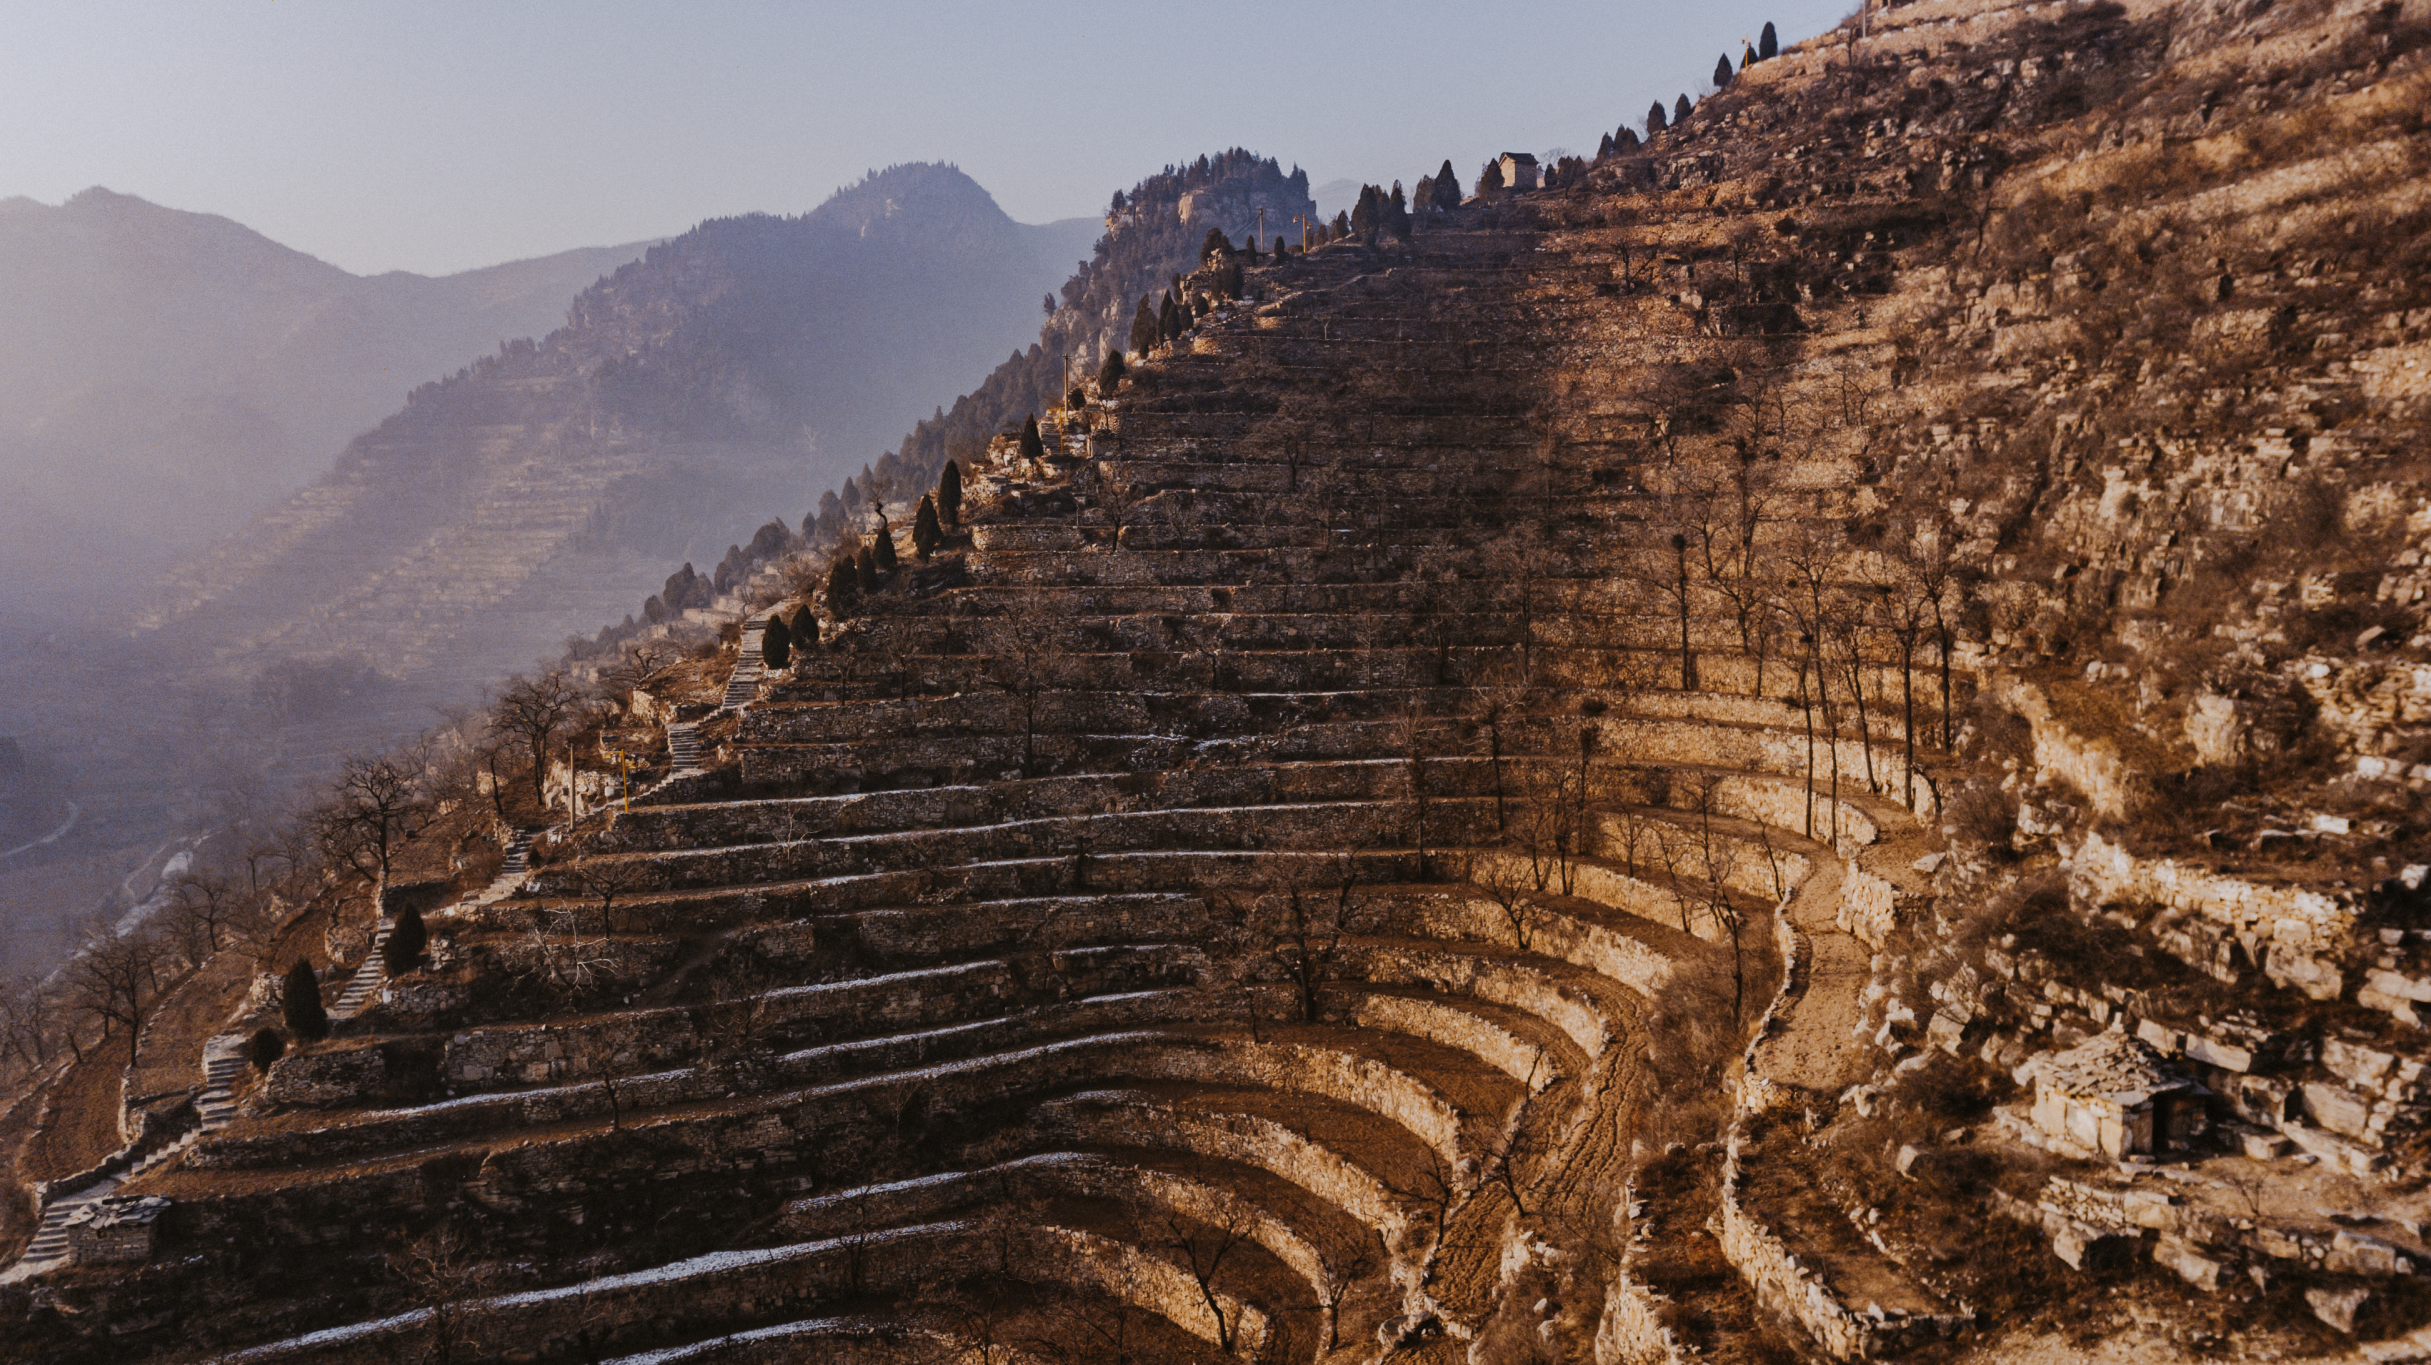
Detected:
[
  {"left": 333, "top": 831, "right": 541, "bottom": 1022},
  {"left": 194, "top": 1033, "right": 249, "bottom": 1128},
  {"left": 664, "top": 721, "right": 703, "bottom": 774},
  {"left": 719, "top": 624, "right": 766, "bottom": 712}
]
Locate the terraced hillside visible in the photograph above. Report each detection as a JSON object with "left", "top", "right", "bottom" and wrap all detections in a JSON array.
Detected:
[{"left": 8, "top": 0, "right": 2431, "bottom": 1359}]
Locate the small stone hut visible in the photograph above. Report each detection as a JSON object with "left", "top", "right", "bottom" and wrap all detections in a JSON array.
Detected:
[
  {"left": 66, "top": 1194, "right": 170, "bottom": 1266},
  {"left": 2024, "top": 1031, "right": 2207, "bottom": 1161},
  {"left": 1497, "top": 153, "right": 1540, "bottom": 192}
]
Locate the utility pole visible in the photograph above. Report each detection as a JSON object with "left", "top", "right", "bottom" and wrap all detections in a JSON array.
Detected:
[{"left": 1254, "top": 206, "right": 1267, "bottom": 247}]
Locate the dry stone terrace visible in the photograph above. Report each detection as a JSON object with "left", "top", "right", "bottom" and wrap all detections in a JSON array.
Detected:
[{"left": 108, "top": 212, "right": 1921, "bottom": 1361}]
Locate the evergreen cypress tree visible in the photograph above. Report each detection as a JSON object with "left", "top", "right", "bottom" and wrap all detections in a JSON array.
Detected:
[
  {"left": 1714, "top": 54, "right": 1734, "bottom": 87},
  {"left": 282, "top": 960, "right": 328, "bottom": 1041},
  {"left": 1129, "top": 295, "right": 1159, "bottom": 355},
  {"left": 1414, "top": 175, "right": 1436, "bottom": 211},
  {"left": 1331, "top": 209, "right": 1351, "bottom": 238},
  {"left": 1019, "top": 415, "right": 1045, "bottom": 461},
  {"left": 828, "top": 556, "right": 859, "bottom": 610},
  {"left": 1240, "top": 235, "right": 1259, "bottom": 264},
  {"left": 1351, "top": 185, "right": 1378, "bottom": 238},
  {"left": 1386, "top": 183, "right": 1411, "bottom": 237},
  {"left": 1478, "top": 160, "right": 1504, "bottom": 194},
  {"left": 1616, "top": 126, "right": 1641, "bottom": 152},
  {"left": 1099, "top": 350, "right": 1128, "bottom": 387},
  {"left": 1599, "top": 132, "right": 1615, "bottom": 157},
  {"left": 1199, "top": 226, "right": 1234, "bottom": 260},
  {"left": 1675, "top": 93, "right": 1693, "bottom": 123},
  {"left": 1648, "top": 100, "right": 1669, "bottom": 133},
  {"left": 1157, "top": 290, "right": 1180, "bottom": 343},
  {"left": 1434, "top": 159, "right": 1463, "bottom": 208},
  {"left": 762, "top": 614, "right": 792, "bottom": 668},
  {"left": 383, "top": 906, "right": 427, "bottom": 974},
  {"left": 1741, "top": 42, "right": 1757, "bottom": 72},
  {"left": 248, "top": 1026, "right": 285, "bottom": 1073},
  {"left": 872, "top": 518, "right": 900, "bottom": 573},
  {"left": 789, "top": 605, "right": 819, "bottom": 651},
  {"left": 937, "top": 460, "right": 963, "bottom": 525},
  {"left": 855, "top": 546, "right": 880, "bottom": 594},
  {"left": 912, "top": 494, "right": 942, "bottom": 561},
  {"left": 1759, "top": 21, "right": 1779, "bottom": 58}
]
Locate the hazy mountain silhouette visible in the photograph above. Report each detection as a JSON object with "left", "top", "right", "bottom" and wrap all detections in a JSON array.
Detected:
[
  {"left": 143, "top": 163, "right": 1098, "bottom": 695},
  {"left": 0, "top": 188, "right": 656, "bottom": 621}
]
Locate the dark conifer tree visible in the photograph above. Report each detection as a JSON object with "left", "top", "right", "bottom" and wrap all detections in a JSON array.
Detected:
[
  {"left": 872, "top": 518, "right": 900, "bottom": 573},
  {"left": 1240, "top": 235, "right": 1259, "bottom": 264},
  {"left": 1199, "top": 226, "right": 1234, "bottom": 259},
  {"left": 1741, "top": 43, "right": 1757, "bottom": 72},
  {"left": 1759, "top": 21, "right": 1779, "bottom": 58},
  {"left": 762, "top": 615, "right": 791, "bottom": 668},
  {"left": 1599, "top": 132, "right": 1615, "bottom": 157},
  {"left": 1157, "top": 290, "right": 1180, "bottom": 343},
  {"left": 1714, "top": 54, "right": 1734, "bottom": 87},
  {"left": 912, "top": 494, "right": 942, "bottom": 561},
  {"left": 1675, "top": 93, "right": 1693, "bottom": 122},
  {"left": 855, "top": 546, "right": 881, "bottom": 594},
  {"left": 1648, "top": 100, "right": 1669, "bottom": 133},
  {"left": 1388, "top": 182, "right": 1410, "bottom": 236},
  {"left": 642, "top": 595, "right": 666, "bottom": 624},
  {"left": 1616, "top": 126, "right": 1641, "bottom": 152},
  {"left": 828, "top": 556, "right": 860, "bottom": 610},
  {"left": 1020, "top": 415, "right": 1045, "bottom": 460},
  {"left": 383, "top": 907, "right": 427, "bottom": 974},
  {"left": 1433, "top": 159, "right": 1463, "bottom": 207},
  {"left": 1099, "top": 350, "right": 1128, "bottom": 387},
  {"left": 282, "top": 960, "right": 328, "bottom": 1041},
  {"left": 1414, "top": 175, "right": 1436, "bottom": 211},
  {"left": 1478, "top": 160, "right": 1504, "bottom": 194},
  {"left": 248, "top": 1026, "right": 285, "bottom": 1073},
  {"left": 1130, "top": 295, "right": 1160, "bottom": 355},
  {"left": 1351, "top": 184, "right": 1379, "bottom": 238},
  {"left": 789, "top": 605, "right": 819, "bottom": 651},
  {"left": 937, "top": 460, "right": 963, "bottom": 525},
  {"left": 1330, "top": 209, "right": 1351, "bottom": 237}
]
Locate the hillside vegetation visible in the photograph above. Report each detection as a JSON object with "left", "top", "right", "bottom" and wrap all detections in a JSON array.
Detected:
[{"left": 6, "top": 0, "right": 2431, "bottom": 1360}]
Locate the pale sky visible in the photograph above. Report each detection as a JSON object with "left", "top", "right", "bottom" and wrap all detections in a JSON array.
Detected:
[{"left": 0, "top": 0, "right": 1855, "bottom": 277}]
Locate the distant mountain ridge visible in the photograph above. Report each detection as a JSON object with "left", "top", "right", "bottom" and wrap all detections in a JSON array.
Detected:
[
  {"left": 0, "top": 188, "right": 654, "bottom": 618},
  {"left": 143, "top": 164, "right": 1098, "bottom": 695}
]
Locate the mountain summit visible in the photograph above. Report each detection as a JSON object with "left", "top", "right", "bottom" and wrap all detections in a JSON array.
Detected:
[
  {"left": 143, "top": 163, "right": 1097, "bottom": 694},
  {"left": 0, "top": 189, "right": 652, "bottom": 618}
]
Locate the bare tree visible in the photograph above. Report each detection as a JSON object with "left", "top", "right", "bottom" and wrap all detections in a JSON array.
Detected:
[
  {"left": 977, "top": 594, "right": 1059, "bottom": 777},
  {"left": 1159, "top": 1211, "right": 1253, "bottom": 1352},
  {"left": 1399, "top": 702, "right": 1434, "bottom": 878},
  {"left": 506, "top": 906, "right": 618, "bottom": 1001},
  {"left": 1690, "top": 776, "right": 1752, "bottom": 1020},
  {"left": 1465, "top": 651, "right": 1531, "bottom": 834},
  {"left": 68, "top": 920, "right": 174, "bottom": 1066},
  {"left": 389, "top": 1222, "right": 496, "bottom": 1365},
  {"left": 1269, "top": 882, "right": 1355, "bottom": 1025},
  {"left": 0, "top": 975, "right": 69, "bottom": 1074},
  {"left": 566, "top": 859, "right": 651, "bottom": 938},
  {"left": 1315, "top": 1240, "right": 1378, "bottom": 1351},
  {"left": 495, "top": 671, "right": 585, "bottom": 807},
  {"left": 1688, "top": 461, "right": 1782, "bottom": 694},
  {"left": 165, "top": 868, "right": 243, "bottom": 958},
  {"left": 1474, "top": 850, "right": 1549, "bottom": 952},
  {"left": 315, "top": 743, "right": 439, "bottom": 911},
  {"left": 1878, "top": 577, "right": 1931, "bottom": 807}
]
